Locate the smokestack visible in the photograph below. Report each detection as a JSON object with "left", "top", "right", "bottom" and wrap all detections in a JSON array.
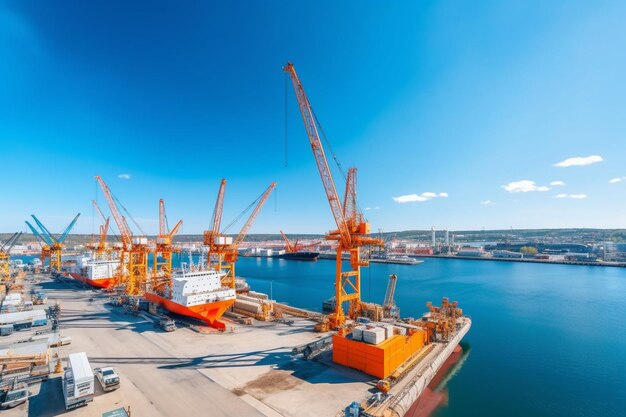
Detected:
[
  {"left": 431, "top": 226, "right": 436, "bottom": 247},
  {"left": 445, "top": 229, "right": 450, "bottom": 246}
]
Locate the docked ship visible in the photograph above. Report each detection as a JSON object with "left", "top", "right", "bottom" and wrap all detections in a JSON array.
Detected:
[
  {"left": 68, "top": 256, "right": 119, "bottom": 289},
  {"left": 143, "top": 267, "right": 236, "bottom": 330},
  {"left": 275, "top": 251, "right": 319, "bottom": 261}
]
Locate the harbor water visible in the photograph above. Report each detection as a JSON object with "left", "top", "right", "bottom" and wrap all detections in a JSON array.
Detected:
[{"left": 235, "top": 256, "right": 626, "bottom": 417}]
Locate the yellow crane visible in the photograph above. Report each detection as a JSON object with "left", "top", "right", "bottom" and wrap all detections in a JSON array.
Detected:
[
  {"left": 95, "top": 176, "right": 149, "bottom": 295},
  {"left": 0, "top": 233, "right": 22, "bottom": 282},
  {"left": 153, "top": 199, "right": 183, "bottom": 295},
  {"left": 25, "top": 214, "right": 80, "bottom": 272}
]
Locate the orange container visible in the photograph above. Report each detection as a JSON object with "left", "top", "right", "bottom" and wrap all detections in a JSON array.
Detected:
[{"left": 333, "top": 329, "right": 426, "bottom": 379}]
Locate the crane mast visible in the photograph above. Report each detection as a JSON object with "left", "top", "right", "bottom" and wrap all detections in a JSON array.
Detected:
[
  {"left": 204, "top": 181, "right": 275, "bottom": 289},
  {"left": 284, "top": 62, "right": 383, "bottom": 329},
  {"left": 0, "top": 232, "right": 22, "bottom": 281},
  {"left": 153, "top": 199, "right": 182, "bottom": 295},
  {"left": 95, "top": 176, "right": 148, "bottom": 295}
]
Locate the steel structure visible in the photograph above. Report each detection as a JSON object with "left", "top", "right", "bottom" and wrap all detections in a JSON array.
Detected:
[
  {"left": 0, "top": 232, "right": 22, "bottom": 281},
  {"left": 153, "top": 199, "right": 183, "bottom": 295},
  {"left": 279, "top": 231, "right": 320, "bottom": 253},
  {"left": 284, "top": 62, "right": 384, "bottom": 329},
  {"left": 95, "top": 176, "right": 149, "bottom": 295},
  {"left": 25, "top": 214, "right": 80, "bottom": 272},
  {"left": 86, "top": 200, "right": 111, "bottom": 259},
  {"left": 204, "top": 180, "right": 276, "bottom": 288}
]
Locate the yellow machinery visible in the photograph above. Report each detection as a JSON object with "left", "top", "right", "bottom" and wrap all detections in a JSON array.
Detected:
[
  {"left": 96, "top": 176, "right": 150, "bottom": 296},
  {"left": 153, "top": 199, "right": 183, "bottom": 295},
  {"left": 87, "top": 200, "right": 112, "bottom": 260},
  {"left": 284, "top": 62, "right": 383, "bottom": 329},
  {"left": 204, "top": 179, "right": 276, "bottom": 288},
  {"left": 25, "top": 214, "right": 80, "bottom": 272},
  {"left": 0, "top": 232, "right": 22, "bottom": 282}
]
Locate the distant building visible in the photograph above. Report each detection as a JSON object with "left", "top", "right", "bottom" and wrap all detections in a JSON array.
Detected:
[
  {"left": 492, "top": 250, "right": 523, "bottom": 259},
  {"left": 457, "top": 247, "right": 485, "bottom": 257}
]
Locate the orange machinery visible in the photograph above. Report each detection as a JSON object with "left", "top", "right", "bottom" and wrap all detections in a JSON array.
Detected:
[
  {"left": 152, "top": 199, "right": 183, "bottom": 295},
  {"left": 279, "top": 231, "right": 321, "bottom": 253},
  {"left": 333, "top": 328, "right": 428, "bottom": 379},
  {"left": 204, "top": 179, "right": 276, "bottom": 288},
  {"left": 284, "top": 62, "right": 384, "bottom": 330}
]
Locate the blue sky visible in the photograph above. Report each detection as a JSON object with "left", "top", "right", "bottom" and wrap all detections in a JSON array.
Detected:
[{"left": 1, "top": 1, "right": 626, "bottom": 235}]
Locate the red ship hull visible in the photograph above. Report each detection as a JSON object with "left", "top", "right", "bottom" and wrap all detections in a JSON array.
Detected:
[{"left": 143, "top": 292, "right": 235, "bottom": 330}]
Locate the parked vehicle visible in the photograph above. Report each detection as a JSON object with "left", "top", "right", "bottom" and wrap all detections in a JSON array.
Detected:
[
  {"left": 63, "top": 352, "right": 94, "bottom": 410},
  {"left": 49, "top": 335, "right": 72, "bottom": 347},
  {"left": 158, "top": 318, "right": 176, "bottom": 332},
  {"left": 0, "top": 383, "right": 28, "bottom": 409},
  {"left": 94, "top": 367, "right": 120, "bottom": 392}
]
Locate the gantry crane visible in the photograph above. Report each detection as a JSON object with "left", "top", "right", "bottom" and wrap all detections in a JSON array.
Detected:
[
  {"left": 86, "top": 200, "right": 111, "bottom": 260},
  {"left": 95, "top": 176, "right": 149, "bottom": 295},
  {"left": 279, "top": 231, "right": 321, "bottom": 253},
  {"left": 25, "top": 214, "right": 80, "bottom": 272},
  {"left": 204, "top": 180, "right": 276, "bottom": 288},
  {"left": 0, "top": 232, "right": 22, "bottom": 281},
  {"left": 153, "top": 199, "right": 183, "bottom": 295},
  {"left": 284, "top": 62, "right": 384, "bottom": 329}
]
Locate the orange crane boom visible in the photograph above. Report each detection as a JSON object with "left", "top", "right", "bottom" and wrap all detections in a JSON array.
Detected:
[
  {"left": 153, "top": 199, "right": 183, "bottom": 294},
  {"left": 284, "top": 62, "right": 383, "bottom": 329}
]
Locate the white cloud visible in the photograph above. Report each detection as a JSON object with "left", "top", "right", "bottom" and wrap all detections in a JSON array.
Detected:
[
  {"left": 554, "top": 155, "right": 603, "bottom": 167},
  {"left": 118, "top": 174, "right": 131, "bottom": 180},
  {"left": 556, "top": 193, "right": 587, "bottom": 199},
  {"left": 550, "top": 181, "right": 565, "bottom": 186},
  {"left": 393, "top": 194, "right": 429, "bottom": 203},
  {"left": 364, "top": 207, "right": 381, "bottom": 211},
  {"left": 502, "top": 180, "right": 550, "bottom": 193},
  {"left": 481, "top": 200, "right": 495, "bottom": 205},
  {"left": 609, "top": 177, "right": 626, "bottom": 184},
  {"left": 392, "top": 192, "right": 448, "bottom": 204}
]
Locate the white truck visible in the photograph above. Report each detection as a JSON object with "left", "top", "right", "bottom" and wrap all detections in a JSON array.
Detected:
[
  {"left": 94, "top": 367, "right": 120, "bottom": 392},
  {"left": 63, "top": 352, "right": 94, "bottom": 410}
]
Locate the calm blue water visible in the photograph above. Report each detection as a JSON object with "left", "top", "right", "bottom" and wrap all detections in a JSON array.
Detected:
[{"left": 234, "top": 257, "right": 626, "bottom": 417}]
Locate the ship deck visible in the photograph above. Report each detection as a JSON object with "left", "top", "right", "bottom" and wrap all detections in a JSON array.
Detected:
[{"left": 18, "top": 273, "right": 465, "bottom": 417}]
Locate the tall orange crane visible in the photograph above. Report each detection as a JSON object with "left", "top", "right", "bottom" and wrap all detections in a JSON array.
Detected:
[
  {"left": 204, "top": 181, "right": 276, "bottom": 288},
  {"left": 279, "top": 231, "right": 321, "bottom": 253},
  {"left": 284, "top": 62, "right": 384, "bottom": 329},
  {"left": 95, "top": 176, "right": 149, "bottom": 295},
  {"left": 26, "top": 214, "right": 81, "bottom": 272},
  {"left": 153, "top": 199, "right": 183, "bottom": 295},
  {"left": 86, "top": 200, "right": 111, "bottom": 259}
]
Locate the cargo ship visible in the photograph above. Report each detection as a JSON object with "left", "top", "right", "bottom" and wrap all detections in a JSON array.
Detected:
[
  {"left": 143, "top": 267, "right": 236, "bottom": 330},
  {"left": 275, "top": 251, "right": 319, "bottom": 261},
  {"left": 336, "top": 298, "right": 471, "bottom": 417},
  {"left": 68, "top": 256, "right": 119, "bottom": 289}
]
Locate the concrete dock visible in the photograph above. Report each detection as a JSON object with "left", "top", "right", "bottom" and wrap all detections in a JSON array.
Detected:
[{"left": 3, "top": 273, "right": 466, "bottom": 417}]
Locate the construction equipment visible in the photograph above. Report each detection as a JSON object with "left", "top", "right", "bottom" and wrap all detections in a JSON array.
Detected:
[
  {"left": 25, "top": 214, "right": 80, "bottom": 272},
  {"left": 279, "top": 231, "right": 321, "bottom": 253},
  {"left": 86, "top": 200, "right": 111, "bottom": 259},
  {"left": 95, "top": 176, "right": 149, "bottom": 296},
  {"left": 0, "top": 233, "right": 22, "bottom": 282},
  {"left": 284, "top": 62, "right": 384, "bottom": 329},
  {"left": 383, "top": 274, "right": 400, "bottom": 319},
  {"left": 204, "top": 180, "right": 276, "bottom": 288},
  {"left": 152, "top": 199, "right": 183, "bottom": 295}
]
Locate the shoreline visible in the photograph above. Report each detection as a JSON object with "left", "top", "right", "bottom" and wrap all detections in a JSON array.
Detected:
[{"left": 408, "top": 254, "right": 626, "bottom": 268}]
